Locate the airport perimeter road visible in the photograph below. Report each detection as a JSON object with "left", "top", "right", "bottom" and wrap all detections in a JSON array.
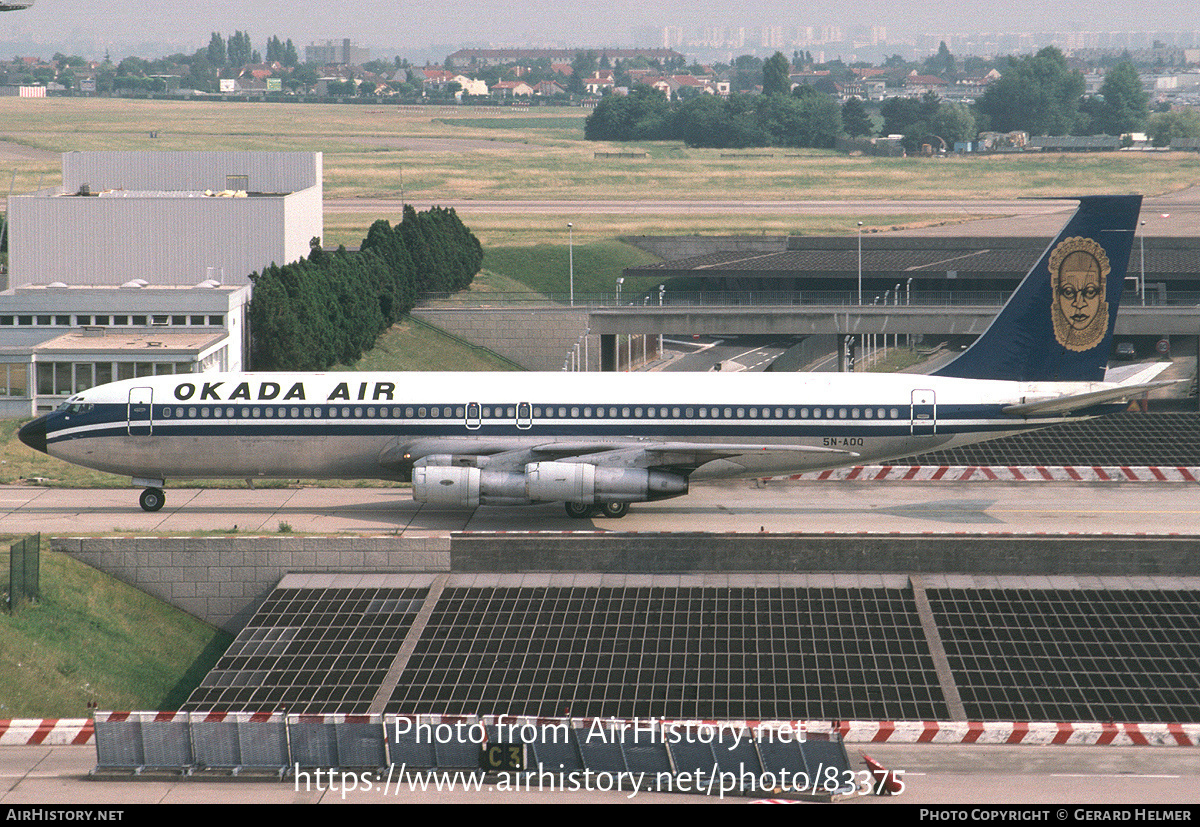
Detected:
[
  {"left": 326, "top": 197, "right": 1074, "bottom": 217},
  {"left": 2, "top": 743, "right": 1199, "bottom": 804},
  {"left": 3, "top": 480, "right": 1200, "bottom": 535}
]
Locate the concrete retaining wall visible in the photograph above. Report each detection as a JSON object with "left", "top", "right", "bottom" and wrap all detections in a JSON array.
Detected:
[
  {"left": 51, "top": 535, "right": 451, "bottom": 633},
  {"left": 450, "top": 533, "right": 1200, "bottom": 576},
  {"left": 413, "top": 307, "right": 590, "bottom": 371}
]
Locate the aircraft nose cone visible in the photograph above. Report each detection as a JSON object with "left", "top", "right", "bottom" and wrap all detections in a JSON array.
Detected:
[{"left": 18, "top": 416, "right": 48, "bottom": 454}]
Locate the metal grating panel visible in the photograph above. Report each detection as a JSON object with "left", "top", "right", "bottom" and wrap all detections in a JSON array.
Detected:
[{"left": 928, "top": 588, "right": 1200, "bottom": 722}]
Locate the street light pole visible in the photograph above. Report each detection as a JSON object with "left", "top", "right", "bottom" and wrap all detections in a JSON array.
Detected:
[
  {"left": 857, "top": 221, "right": 863, "bottom": 305},
  {"left": 1139, "top": 220, "right": 1146, "bottom": 307},
  {"left": 567, "top": 222, "right": 574, "bottom": 307}
]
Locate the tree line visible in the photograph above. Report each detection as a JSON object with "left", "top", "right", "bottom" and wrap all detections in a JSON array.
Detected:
[
  {"left": 584, "top": 45, "right": 1172, "bottom": 151},
  {"left": 247, "top": 206, "right": 482, "bottom": 370},
  {"left": 585, "top": 84, "right": 842, "bottom": 149}
]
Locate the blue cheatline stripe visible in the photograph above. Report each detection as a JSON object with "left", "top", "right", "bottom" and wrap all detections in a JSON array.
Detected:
[{"left": 46, "top": 414, "right": 1079, "bottom": 445}]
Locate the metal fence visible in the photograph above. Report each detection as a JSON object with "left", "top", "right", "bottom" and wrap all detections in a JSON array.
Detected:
[
  {"left": 92, "top": 712, "right": 855, "bottom": 795},
  {"left": 4, "top": 533, "right": 39, "bottom": 614}
]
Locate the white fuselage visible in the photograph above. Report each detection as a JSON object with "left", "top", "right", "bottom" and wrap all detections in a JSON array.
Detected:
[{"left": 39, "top": 370, "right": 1101, "bottom": 487}]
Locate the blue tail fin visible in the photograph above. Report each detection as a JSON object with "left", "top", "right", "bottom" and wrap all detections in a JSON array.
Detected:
[{"left": 933, "top": 195, "right": 1142, "bottom": 382}]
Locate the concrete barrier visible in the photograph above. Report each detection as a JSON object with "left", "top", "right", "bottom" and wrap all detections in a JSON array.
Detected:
[{"left": 51, "top": 535, "right": 451, "bottom": 632}]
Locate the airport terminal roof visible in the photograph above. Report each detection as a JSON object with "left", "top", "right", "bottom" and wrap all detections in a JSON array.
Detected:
[{"left": 31, "top": 330, "right": 228, "bottom": 355}]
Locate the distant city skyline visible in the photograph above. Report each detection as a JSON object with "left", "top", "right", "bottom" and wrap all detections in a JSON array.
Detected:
[{"left": 1, "top": 1, "right": 1198, "bottom": 63}]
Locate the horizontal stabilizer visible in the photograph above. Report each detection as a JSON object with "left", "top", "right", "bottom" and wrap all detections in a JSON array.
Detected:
[{"left": 1001, "top": 380, "right": 1185, "bottom": 417}]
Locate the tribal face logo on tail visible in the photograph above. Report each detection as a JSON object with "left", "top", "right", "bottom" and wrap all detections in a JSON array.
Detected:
[{"left": 1050, "top": 236, "right": 1111, "bottom": 353}]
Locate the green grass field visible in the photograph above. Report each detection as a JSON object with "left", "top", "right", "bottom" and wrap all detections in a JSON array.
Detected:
[{"left": 0, "top": 538, "right": 231, "bottom": 717}]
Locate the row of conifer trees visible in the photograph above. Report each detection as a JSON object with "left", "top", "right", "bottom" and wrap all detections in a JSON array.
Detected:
[{"left": 248, "top": 205, "right": 482, "bottom": 370}]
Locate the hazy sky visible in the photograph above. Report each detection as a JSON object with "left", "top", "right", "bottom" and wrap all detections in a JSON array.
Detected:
[{"left": 0, "top": 1, "right": 1194, "bottom": 61}]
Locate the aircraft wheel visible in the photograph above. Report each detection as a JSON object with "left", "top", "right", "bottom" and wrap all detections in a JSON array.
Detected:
[
  {"left": 600, "top": 502, "right": 629, "bottom": 518},
  {"left": 140, "top": 487, "right": 165, "bottom": 512},
  {"left": 564, "top": 502, "right": 594, "bottom": 519}
]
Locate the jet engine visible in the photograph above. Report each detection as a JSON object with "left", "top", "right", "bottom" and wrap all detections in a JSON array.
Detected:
[{"left": 412, "top": 459, "right": 688, "bottom": 507}]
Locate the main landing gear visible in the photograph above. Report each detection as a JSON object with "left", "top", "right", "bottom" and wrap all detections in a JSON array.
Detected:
[
  {"left": 564, "top": 501, "right": 629, "bottom": 519},
  {"left": 139, "top": 487, "right": 166, "bottom": 512}
]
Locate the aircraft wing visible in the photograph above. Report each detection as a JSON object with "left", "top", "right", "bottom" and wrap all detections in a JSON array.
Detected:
[
  {"left": 1001, "top": 379, "right": 1186, "bottom": 417},
  {"left": 542, "top": 441, "right": 859, "bottom": 469}
]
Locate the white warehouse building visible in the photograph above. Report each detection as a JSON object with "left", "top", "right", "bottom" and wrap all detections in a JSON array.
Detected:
[
  {"left": 1, "top": 151, "right": 322, "bottom": 416},
  {"left": 8, "top": 150, "right": 322, "bottom": 287}
]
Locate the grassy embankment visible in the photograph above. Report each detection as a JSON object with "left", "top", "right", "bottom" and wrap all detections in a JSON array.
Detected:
[{"left": 0, "top": 536, "right": 231, "bottom": 718}]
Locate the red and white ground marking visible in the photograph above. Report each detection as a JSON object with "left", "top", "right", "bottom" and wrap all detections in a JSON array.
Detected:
[
  {"left": 7, "top": 714, "right": 1199, "bottom": 747},
  {"left": 779, "top": 466, "right": 1200, "bottom": 483},
  {"left": 836, "top": 720, "right": 1200, "bottom": 746},
  {"left": 0, "top": 718, "right": 94, "bottom": 745}
]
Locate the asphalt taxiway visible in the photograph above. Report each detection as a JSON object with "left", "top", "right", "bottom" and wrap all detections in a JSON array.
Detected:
[{"left": 2, "top": 479, "right": 1199, "bottom": 536}]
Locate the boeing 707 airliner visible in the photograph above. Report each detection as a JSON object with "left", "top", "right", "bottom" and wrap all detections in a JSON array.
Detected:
[{"left": 19, "top": 195, "right": 1169, "bottom": 517}]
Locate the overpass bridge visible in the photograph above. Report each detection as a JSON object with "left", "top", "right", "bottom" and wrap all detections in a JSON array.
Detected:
[{"left": 587, "top": 304, "right": 1200, "bottom": 371}]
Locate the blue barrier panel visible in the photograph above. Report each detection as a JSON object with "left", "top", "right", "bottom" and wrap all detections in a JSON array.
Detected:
[
  {"left": 386, "top": 716, "right": 438, "bottom": 770},
  {"left": 719, "top": 733, "right": 763, "bottom": 777},
  {"left": 236, "top": 715, "right": 290, "bottom": 769},
  {"left": 620, "top": 728, "right": 672, "bottom": 776},
  {"left": 288, "top": 718, "right": 339, "bottom": 767},
  {"left": 188, "top": 714, "right": 289, "bottom": 771},
  {"left": 336, "top": 718, "right": 387, "bottom": 767},
  {"left": 93, "top": 713, "right": 144, "bottom": 769},
  {"left": 574, "top": 721, "right": 628, "bottom": 774},
  {"left": 431, "top": 716, "right": 485, "bottom": 769},
  {"left": 799, "top": 735, "right": 855, "bottom": 795},
  {"left": 137, "top": 714, "right": 192, "bottom": 769},
  {"left": 527, "top": 721, "right": 585, "bottom": 774}
]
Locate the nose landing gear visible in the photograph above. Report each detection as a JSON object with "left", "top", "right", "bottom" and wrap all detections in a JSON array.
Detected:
[{"left": 139, "top": 487, "right": 165, "bottom": 512}]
